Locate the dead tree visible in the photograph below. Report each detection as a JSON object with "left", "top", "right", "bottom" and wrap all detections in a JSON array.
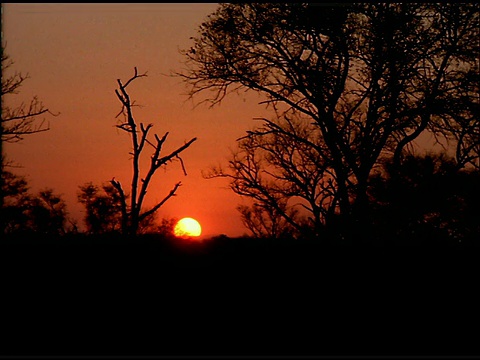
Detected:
[{"left": 111, "top": 67, "right": 197, "bottom": 237}]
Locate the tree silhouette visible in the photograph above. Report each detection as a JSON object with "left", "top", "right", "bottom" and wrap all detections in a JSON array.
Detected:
[
  {"left": 28, "top": 189, "right": 70, "bottom": 236},
  {"left": 1, "top": 170, "right": 30, "bottom": 234},
  {"left": 77, "top": 182, "right": 123, "bottom": 234},
  {"left": 237, "top": 203, "right": 299, "bottom": 239},
  {"left": 180, "top": 4, "right": 479, "bottom": 240},
  {"left": 205, "top": 112, "right": 336, "bottom": 238},
  {"left": 1, "top": 170, "right": 73, "bottom": 236},
  {"left": 156, "top": 217, "right": 178, "bottom": 238},
  {"left": 1, "top": 48, "right": 53, "bottom": 144},
  {"left": 1, "top": 47, "right": 57, "bottom": 234},
  {"left": 111, "top": 68, "right": 197, "bottom": 237}
]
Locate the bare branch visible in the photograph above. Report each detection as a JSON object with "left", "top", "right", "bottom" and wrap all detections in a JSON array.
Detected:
[
  {"left": 1, "top": 94, "right": 57, "bottom": 142},
  {"left": 139, "top": 182, "right": 182, "bottom": 221},
  {"left": 154, "top": 137, "right": 197, "bottom": 169},
  {"left": 177, "top": 154, "right": 188, "bottom": 176},
  {"left": 123, "top": 67, "right": 148, "bottom": 89},
  {"left": 110, "top": 177, "right": 129, "bottom": 234}
]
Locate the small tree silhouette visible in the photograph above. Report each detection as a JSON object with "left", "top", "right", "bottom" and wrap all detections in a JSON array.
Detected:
[
  {"left": 111, "top": 68, "right": 197, "bottom": 237},
  {"left": 77, "top": 182, "right": 123, "bottom": 234}
]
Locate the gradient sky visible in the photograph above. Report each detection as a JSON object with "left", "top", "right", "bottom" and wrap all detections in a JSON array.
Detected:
[{"left": 2, "top": 3, "right": 273, "bottom": 238}]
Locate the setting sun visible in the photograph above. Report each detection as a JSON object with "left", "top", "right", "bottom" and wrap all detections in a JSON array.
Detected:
[{"left": 174, "top": 217, "right": 202, "bottom": 238}]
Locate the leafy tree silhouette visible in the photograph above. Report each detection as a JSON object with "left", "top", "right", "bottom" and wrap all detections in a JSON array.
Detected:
[
  {"left": 77, "top": 182, "right": 123, "bottom": 234},
  {"left": 28, "top": 189, "right": 70, "bottom": 236},
  {"left": 1, "top": 170, "right": 30, "bottom": 233},
  {"left": 1, "top": 170, "right": 73, "bottom": 235}
]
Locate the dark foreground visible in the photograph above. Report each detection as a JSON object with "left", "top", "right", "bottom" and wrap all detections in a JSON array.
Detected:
[{"left": 2, "top": 233, "right": 479, "bottom": 359}]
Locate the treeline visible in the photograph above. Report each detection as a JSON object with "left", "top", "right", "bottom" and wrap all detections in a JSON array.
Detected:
[
  {"left": 1, "top": 151, "right": 478, "bottom": 245},
  {"left": 0, "top": 172, "right": 179, "bottom": 238}
]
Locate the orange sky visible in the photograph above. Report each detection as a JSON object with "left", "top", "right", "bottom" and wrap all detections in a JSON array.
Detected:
[{"left": 2, "top": 3, "right": 272, "bottom": 238}]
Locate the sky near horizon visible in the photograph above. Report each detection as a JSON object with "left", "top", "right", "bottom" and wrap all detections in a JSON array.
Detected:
[{"left": 2, "top": 3, "right": 272, "bottom": 238}]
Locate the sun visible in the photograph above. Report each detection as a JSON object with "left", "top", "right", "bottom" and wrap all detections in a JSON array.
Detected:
[{"left": 174, "top": 217, "right": 202, "bottom": 238}]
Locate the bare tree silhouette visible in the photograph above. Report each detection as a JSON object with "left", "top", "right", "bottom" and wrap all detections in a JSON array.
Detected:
[
  {"left": 180, "top": 4, "right": 479, "bottom": 239},
  {"left": 205, "top": 111, "right": 337, "bottom": 238},
  {"left": 111, "top": 68, "right": 197, "bottom": 237},
  {"left": 1, "top": 48, "right": 54, "bottom": 144},
  {"left": 237, "top": 203, "right": 299, "bottom": 239}
]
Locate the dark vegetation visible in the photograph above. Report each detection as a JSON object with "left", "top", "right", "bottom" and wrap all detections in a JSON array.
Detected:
[
  {"left": 4, "top": 150, "right": 478, "bottom": 246},
  {"left": 2, "top": 230, "right": 479, "bottom": 358},
  {"left": 1, "top": 168, "right": 479, "bottom": 357}
]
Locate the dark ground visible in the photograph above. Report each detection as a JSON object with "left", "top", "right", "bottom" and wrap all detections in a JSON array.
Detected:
[{"left": 1, "top": 233, "right": 479, "bottom": 359}]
